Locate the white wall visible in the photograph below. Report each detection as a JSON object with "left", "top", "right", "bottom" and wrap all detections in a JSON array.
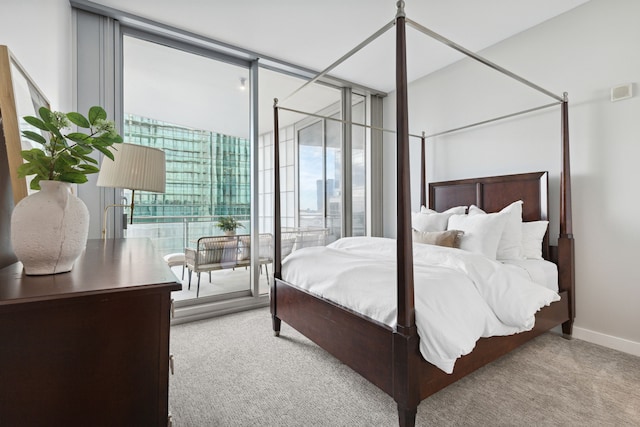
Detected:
[
  {"left": 383, "top": 0, "right": 640, "bottom": 355},
  {"left": 0, "top": 0, "right": 73, "bottom": 112}
]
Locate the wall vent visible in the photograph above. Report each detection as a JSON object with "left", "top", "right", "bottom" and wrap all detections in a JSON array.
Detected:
[{"left": 610, "top": 83, "right": 633, "bottom": 102}]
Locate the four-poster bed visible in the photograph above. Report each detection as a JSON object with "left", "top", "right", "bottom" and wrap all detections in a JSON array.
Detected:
[{"left": 270, "top": 2, "right": 575, "bottom": 426}]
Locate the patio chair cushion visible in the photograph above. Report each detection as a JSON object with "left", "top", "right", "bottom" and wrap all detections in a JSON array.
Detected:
[{"left": 163, "top": 252, "right": 185, "bottom": 267}]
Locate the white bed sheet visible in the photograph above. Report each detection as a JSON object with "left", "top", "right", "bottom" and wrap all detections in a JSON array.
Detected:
[
  {"left": 501, "top": 259, "right": 559, "bottom": 292},
  {"left": 281, "top": 237, "right": 560, "bottom": 374}
]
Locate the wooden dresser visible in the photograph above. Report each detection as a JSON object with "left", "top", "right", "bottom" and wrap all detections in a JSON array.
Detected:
[{"left": 0, "top": 238, "right": 182, "bottom": 427}]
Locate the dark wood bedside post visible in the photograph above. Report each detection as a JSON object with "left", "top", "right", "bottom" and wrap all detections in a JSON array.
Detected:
[{"left": 0, "top": 238, "right": 182, "bottom": 427}]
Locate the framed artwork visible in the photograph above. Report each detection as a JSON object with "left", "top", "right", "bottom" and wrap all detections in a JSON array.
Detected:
[{"left": 0, "top": 45, "right": 50, "bottom": 205}]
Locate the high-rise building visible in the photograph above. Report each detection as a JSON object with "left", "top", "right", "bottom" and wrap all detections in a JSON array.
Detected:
[{"left": 123, "top": 114, "right": 250, "bottom": 223}]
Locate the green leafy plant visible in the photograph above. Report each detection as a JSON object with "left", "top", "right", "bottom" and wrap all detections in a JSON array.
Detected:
[
  {"left": 17, "top": 106, "right": 123, "bottom": 190},
  {"left": 216, "top": 216, "right": 244, "bottom": 232}
]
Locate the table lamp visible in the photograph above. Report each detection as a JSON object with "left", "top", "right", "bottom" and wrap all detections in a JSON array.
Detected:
[{"left": 97, "top": 143, "right": 166, "bottom": 238}]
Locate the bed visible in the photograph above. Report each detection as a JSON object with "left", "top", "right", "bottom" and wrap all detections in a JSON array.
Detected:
[{"left": 269, "top": 3, "right": 575, "bottom": 426}]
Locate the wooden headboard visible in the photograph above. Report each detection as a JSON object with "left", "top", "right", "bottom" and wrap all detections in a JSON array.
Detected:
[{"left": 429, "top": 171, "right": 550, "bottom": 259}]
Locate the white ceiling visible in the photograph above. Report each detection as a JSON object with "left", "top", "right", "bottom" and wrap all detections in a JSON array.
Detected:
[{"left": 97, "top": 0, "right": 591, "bottom": 136}]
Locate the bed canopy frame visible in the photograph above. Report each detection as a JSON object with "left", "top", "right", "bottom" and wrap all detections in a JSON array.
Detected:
[{"left": 270, "top": 2, "right": 575, "bottom": 426}]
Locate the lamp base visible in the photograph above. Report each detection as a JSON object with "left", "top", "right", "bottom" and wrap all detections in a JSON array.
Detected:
[{"left": 102, "top": 203, "right": 133, "bottom": 239}]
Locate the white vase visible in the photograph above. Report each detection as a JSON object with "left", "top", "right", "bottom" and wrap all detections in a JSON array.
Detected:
[{"left": 10, "top": 180, "right": 89, "bottom": 275}]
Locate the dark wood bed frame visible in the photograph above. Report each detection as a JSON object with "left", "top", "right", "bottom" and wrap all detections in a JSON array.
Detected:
[{"left": 270, "top": 4, "right": 575, "bottom": 426}]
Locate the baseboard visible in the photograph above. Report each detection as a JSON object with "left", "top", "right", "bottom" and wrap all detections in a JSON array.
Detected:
[
  {"left": 573, "top": 326, "right": 640, "bottom": 357},
  {"left": 171, "top": 296, "right": 269, "bottom": 325}
]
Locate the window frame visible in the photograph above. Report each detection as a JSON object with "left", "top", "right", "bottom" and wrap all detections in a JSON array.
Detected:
[{"left": 72, "top": 0, "right": 383, "bottom": 321}]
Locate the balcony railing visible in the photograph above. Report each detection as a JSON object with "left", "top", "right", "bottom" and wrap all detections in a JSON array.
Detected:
[
  {"left": 125, "top": 214, "right": 335, "bottom": 263},
  {"left": 125, "top": 215, "right": 251, "bottom": 257}
]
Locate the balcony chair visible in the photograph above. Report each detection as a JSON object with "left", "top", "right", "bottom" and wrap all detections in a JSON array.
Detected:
[{"left": 184, "top": 233, "right": 273, "bottom": 297}]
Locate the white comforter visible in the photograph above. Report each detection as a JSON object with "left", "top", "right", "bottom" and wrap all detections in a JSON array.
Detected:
[{"left": 281, "top": 237, "right": 560, "bottom": 374}]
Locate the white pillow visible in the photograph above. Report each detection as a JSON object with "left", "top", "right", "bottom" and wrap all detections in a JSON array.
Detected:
[
  {"left": 468, "top": 200, "right": 524, "bottom": 260},
  {"left": 447, "top": 213, "right": 507, "bottom": 259},
  {"left": 522, "top": 221, "right": 549, "bottom": 260},
  {"left": 412, "top": 205, "right": 466, "bottom": 232}
]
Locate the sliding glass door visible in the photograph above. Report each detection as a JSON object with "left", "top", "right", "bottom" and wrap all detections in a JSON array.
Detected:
[{"left": 122, "top": 34, "right": 254, "bottom": 303}]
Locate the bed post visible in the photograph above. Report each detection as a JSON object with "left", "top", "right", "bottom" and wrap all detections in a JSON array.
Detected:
[
  {"left": 393, "top": 2, "right": 420, "bottom": 426},
  {"left": 271, "top": 98, "right": 282, "bottom": 336},
  {"left": 420, "top": 131, "right": 426, "bottom": 208},
  {"left": 559, "top": 92, "right": 575, "bottom": 337}
]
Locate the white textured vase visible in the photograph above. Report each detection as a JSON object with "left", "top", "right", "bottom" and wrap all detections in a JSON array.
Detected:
[{"left": 11, "top": 180, "right": 89, "bottom": 275}]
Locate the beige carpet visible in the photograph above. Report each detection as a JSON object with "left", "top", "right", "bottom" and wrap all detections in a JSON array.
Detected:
[{"left": 169, "top": 308, "right": 640, "bottom": 426}]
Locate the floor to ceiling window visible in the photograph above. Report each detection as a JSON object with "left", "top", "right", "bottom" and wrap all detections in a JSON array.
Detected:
[
  {"left": 257, "top": 67, "right": 343, "bottom": 241},
  {"left": 351, "top": 93, "right": 367, "bottom": 236},
  {"left": 297, "top": 113, "right": 342, "bottom": 241},
  {"left": 292, "top": 93, "right": 366, "bottom": 240}
]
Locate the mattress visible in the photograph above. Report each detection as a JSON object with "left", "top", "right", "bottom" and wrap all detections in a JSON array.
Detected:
[{"left": 281, "top": 236, "right": 560, "bottom": 374}]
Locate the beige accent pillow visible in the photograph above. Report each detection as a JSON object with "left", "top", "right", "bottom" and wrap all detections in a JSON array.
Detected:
[{"left": 412, "top": 229, "right": 464, "bottom": 248}]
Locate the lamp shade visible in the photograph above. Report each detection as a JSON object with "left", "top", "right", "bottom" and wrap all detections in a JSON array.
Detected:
[{"left": 97, "top": 143, "right": 166, "bottom": 193}]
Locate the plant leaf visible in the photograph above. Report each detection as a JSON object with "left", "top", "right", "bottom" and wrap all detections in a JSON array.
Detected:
[
  {"left": 70, "top": 144, "right": 93, "bottom": 156},
  {"left": 29, "top": 176, "right": 42, "bottom": 190},
  {"left": 20, "top": 148, "right": 47, "bottom": 162},
  {"left": 57, "top": 152, "right": 79, "bottom": 168},
  {"left": 95, "top": 145, "right": 115, "bottom": 161},
  {"left": 95, "top": 134, "right": 123, "bottom": 144},
  {"left": 78, "top": 164, "right": 100, "bottom": 174},
  {"left": 16, "top": 162, "right": 39, "bottom": 178},
  {"left": 21, "top": 130, "right": 47, "bottom": 145},
  {"left": 71, "top": 152, "right": 98, "bottom": 165},
  {"left": 44, "top": 123, "right": 65, "bottom": 142},
  {"left": 66, "top": 112, "right": 91, "bottom": 128},
  {"left": 88, "top": 106, "right": 107, "bottom": 125},
  {"left": 58, "top": 171, "right": 88, "bottom": 184},
  {"left": 66, "top": 132, "right": 90, "bottom": 144},
  {"left": 23, "top": 116, "right": 48, "bottom": 131},
  {"left": 38, "top": 106, "right": 53, "bottom": 123}
]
